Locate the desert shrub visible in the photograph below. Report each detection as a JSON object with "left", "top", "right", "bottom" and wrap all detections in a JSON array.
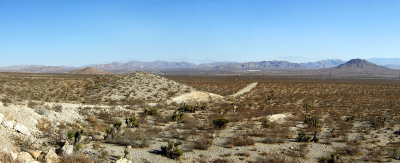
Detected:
[
  {"left": 171, "top": 111, "right": 184, "bottom": 121},
  {"left": 213, "top": 118, "right": 230, "bottom": 129},
  {"left": 263, "top": 135, "right": 285, "bottom": 144},
  {"left": 52, "top": 104, "right": 63, "bottom": 112},
  {"left": 125, "top": 116, "right": 139, "bottom": 128},
  {"left": 371, "top": 116, "right": 386, "bottom": 129},
  {"left": 161, "top": 142, "right": 183, "bottom": 159},
  {"left": 143, "top": 108, "right": 158, "bottom": 116},
  {"left": 0, "top": 98, "right": 11, "bottom": 107},
  {"left": 37, "top": 118, "right": 52, "bottom": 133},
  {"left": 388, "top": 144, "right": 400, "bottom": 160},
  {"left": 212, "top": 158, "right": 232, "bottom": 163},
  {"left": 193, "top": 138, "right": 213, "bottom": 150},
  {"left": 262, "top": 119, "right": 276, "bottom": 128},
  {"left": 311, "top": 131, "right": 319, "bottom": 142},
  {"left": 234, "top": 152, "right": 250, "bottom": 157},
  {"left": 124, "top": 146, "right": 130, "bottom": 158},
  {"left": 318, "top": 153, "right": 340, "bottom": 163},
  {"left": 256, "top": 153, "right": 292, "bottom": 163},
  {"left": 59, "top": 153, "right": 94, "bottom": 163},
  {"left": 28, "top": 101, "right": 39, "bottom": 108},
  {"left": 296, "top": 130, "right": 311, "bottom": 142},
  {"left": 113, "top": 121, "right": 123, "bottom": 128},
  {"left": 226, "top": 135, "right": 254, "bottom": 147},
  {"left": 335, "top": 146, "right": 360, "bottom": 156},
  {"left": 0, "top": 151, "right": 22, "bottom": 163},
  {"left": 304, "top": 116, "right": 319, "bottom": 128},
  {"left": 12, "top": 136, "right": 34, "bottom": 151},
  {"left": 105, "top": 128, "right": 159, "bottom": 148},
  {"left": 67, "top": 130, "right": 75, "bottom": 139},
  {"left": 178, "top": 104, "right": 197, "bottom": 113}
]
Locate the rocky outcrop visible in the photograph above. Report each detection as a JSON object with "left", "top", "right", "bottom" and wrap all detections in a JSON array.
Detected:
[
  {"left": 0, "top": 113, "right": 4, "bottom": 124},
  {"left": 2, "top": 120, "right": 15, "bottom": 129},
  {"left": 116, "top": 158, "right": 132, "bottom": 163},
  {"left": 60, "top": 145, "right": 74, "bottom": 156},
  {"left": 16, "top": 152, "right": 34, "bottom": 162},
  {"left": 45, "top": 148, "right": 59, "bottom": 163},
  {"left": 14, "top": 123, "right": 31, "bottom": 135}
]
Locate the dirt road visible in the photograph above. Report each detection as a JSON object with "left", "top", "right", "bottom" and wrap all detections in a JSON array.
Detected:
[{"left": 229, "top": 82, "right": 258, "bottom": 97}]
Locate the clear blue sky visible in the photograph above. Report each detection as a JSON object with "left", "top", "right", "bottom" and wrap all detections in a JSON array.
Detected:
[{"left": 0, "top": 0, "right": 399, "bottom": 66}]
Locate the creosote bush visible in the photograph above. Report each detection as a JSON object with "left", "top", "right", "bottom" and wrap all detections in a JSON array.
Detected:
[
  {"left": 226, "top": 135, "right": 254, "bottom": 147},
  {"left": 213, "top": 118, "right": 230, "bottom": 129},
  {"left": 125, "top": 116, "right": 139, "bottom": 128},
  {"left": 171, "top": 111, "right": 184, "bottom": 121},
  {"left": 178, "top": 104, "right": 198, "bottom": 113},
  {"left": 161, "top": 142, "right": 183, "bottom": 159},
  {"left": 296, "top": 130, "right": 311, "bottom": 142},
  {"left": 193, "top": 138, "right": 213, "bottom": 150},
  {"left": 304, "top": 116, "right": 319, "bottom": 128},
  {"left": 143, "top": 108, "right": 158, "bottom": 116},
  {"left": 318, "top": 153, "right": 340, "bottom": 163}
]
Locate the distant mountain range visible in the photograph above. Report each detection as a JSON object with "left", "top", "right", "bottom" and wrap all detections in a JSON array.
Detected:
[
  {"left": 0, "top": 58, "right": 399, "bottom": 77},
  {"left": 69, "top": 67, "right": 112, "bottom": 75}
]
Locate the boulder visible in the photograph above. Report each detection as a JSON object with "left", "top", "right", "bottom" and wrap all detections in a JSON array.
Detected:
[
  {"left": 30, "top": 150, "right": 42, "bottom": 160},
  {"left": 17, "top": 152, "right": 33, "bottom": 162},
  {"left": 14, "top": 123, "right": 31, "bottom": 135},
  {"left": 61, "top": 145, "right": 73, "bottom": 156},
  {"left": 2, "top": 120, "right": 15, "bottom": 129},
  {"left": 45, "top": 148, "right": 58, "bottom": 163},
  {"left": 116, "top": 158, "right": 132, "bottom": 163}
]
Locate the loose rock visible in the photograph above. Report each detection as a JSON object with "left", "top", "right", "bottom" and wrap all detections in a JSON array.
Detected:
[{"left": 14, "top": 123, "right": 31, "bottom": 135}]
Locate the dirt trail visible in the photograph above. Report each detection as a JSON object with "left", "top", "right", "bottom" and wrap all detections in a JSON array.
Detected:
[{"left": 229, "top": 82, "right": 258, "bottom": 97}]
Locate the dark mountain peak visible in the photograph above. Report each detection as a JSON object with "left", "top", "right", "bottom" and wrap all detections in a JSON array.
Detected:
[
  {"left": 346, "top": 58, "right": 368, "bottom": 64},
  {"left": 338, "top": 59, "right": 374, "bottom": 69}
]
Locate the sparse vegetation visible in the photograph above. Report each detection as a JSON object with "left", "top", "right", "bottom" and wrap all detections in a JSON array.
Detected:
[
  {"left": 160, "top": 142, "right": 183, "bottom": 159},
  {"left": 213, "top": 118, "right": 230, "bottom": 129},
  {"left": 0, "top": 73, "right": 399, "bottom": 162}
]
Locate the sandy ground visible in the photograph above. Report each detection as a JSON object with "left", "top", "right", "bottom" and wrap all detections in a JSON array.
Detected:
[
  {"left": 169, "top": 91, "right": 224, "bottom": 104},
  {"left": 169, "top": 82, "right": 258, "bottom": 104}
]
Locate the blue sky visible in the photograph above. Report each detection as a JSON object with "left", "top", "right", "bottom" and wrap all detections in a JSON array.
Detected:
[{"left": 0, "top": 0, "right": 399, "bottom": 66}]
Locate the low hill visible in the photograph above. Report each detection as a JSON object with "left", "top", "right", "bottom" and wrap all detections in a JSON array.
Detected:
[{"left": 69, "top": 67, "right": 112, "bottom": 75}]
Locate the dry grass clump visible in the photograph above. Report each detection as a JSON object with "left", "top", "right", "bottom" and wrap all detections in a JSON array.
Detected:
[
  {"left": 212, "top": 158, "right": 233, "bottom": 163},
  {"left": 37, "top": 118, "right": 52, "bottom": 133},
  {"left": 225, "top": 135, "right": 255, "bottom": 147},
  {"left": 334, "top": 145, "right": 361, "bottom": 156},
  {"left": 59, "top": 153, "right": 94, "bottom": 163},
  {"left": 257, "top": 153, "right": 298, "bottom": 163},
  {"left": 193, "top": 136, "right": 214, "bottom": 150},
  {"left": 0, "top": 152, "right": 22, "bottom": 163}
]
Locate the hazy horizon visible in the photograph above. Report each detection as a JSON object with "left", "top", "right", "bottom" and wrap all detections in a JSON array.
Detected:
[{"left": 1, "top": 0, "right": 399, "bottom": 66}]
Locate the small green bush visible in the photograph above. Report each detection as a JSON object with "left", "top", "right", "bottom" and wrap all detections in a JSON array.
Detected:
[
  {"left": 318, "top": 153, "right": 340, "bottom": 163},
  {"left": 171, "top": 111, "right": 184, "bottom": 121},
  {"left": 67, "top": 131, "right": 74, "bottom": 139},
  {"left": 371, "top": 116, "right": 386, "bottom": 129},
  {"left": 114, "top": 121, "right": 122, "bottom": 128},
  {"left": 304, "top": 116, "right": 319, "bottom": 128},
  {"left": 178, "top": 104, "right": 196, "bottom": 113},
  {"left": 144, "top": 108, "right": 158, "bottom": 116},
  {"left": 160, "top": 142, "right": 183, "bottom": 159},
  {"left": 213, "top": 118, "right": 230, "bottom": 129},
  {"left": 125, "top": 116, "right": 139, "bottom": 128},
  {"left": 296, "top": 130, "right": 311, "bottom": 142},
  {"left": 124, "top": 146, "right": 130, "bottom": 158}
]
